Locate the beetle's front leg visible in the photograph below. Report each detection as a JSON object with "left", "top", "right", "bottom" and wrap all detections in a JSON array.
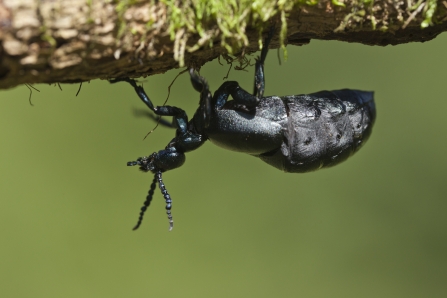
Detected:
[
  {"left": 133, "top": 109, "right": 177, "bottom": 129},
  {"left": 154, "top": 106, "right": 189, "bottom": 133},
  {"left": 110, "top": 78, "right": 189, "bottom": 134},
  {"left": 109, "top": 78, "right": 157, "bottom": 111}
]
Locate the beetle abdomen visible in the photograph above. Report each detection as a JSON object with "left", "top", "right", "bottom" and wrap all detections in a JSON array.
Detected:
[{"left": 258, "top": 89, "right": 375, "bottom": 173}]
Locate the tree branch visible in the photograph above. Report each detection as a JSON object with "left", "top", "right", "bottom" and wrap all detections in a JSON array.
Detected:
[{"left": 0, "top": 0, "right": 446, "bottom": 89}]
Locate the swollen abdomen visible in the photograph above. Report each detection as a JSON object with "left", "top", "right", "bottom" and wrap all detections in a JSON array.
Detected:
[{"left": 258, "top": 90, "right": 376, "bottom": 173}]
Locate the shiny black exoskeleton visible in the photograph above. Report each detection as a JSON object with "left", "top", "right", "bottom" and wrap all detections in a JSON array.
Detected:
[{"left": 110, "top": 29, "right": 376, "bottom": 231}]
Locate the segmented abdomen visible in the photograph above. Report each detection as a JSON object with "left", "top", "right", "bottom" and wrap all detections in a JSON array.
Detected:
[{"left": 258, "top": 89, "right": 376, "bottom": 173}]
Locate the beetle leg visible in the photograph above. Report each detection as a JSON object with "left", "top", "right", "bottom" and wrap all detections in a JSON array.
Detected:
[
  {"left": 133, "top": 110, "right": 177, "bottom": 129},
  {"left": 154, "top": 106, "right": 189, "bottom": 134},
  {"left": 211, "top": 26, "right": 276, "bottom": 110},
  {"left": 189, "top": 69, "right": 213, "bottom": 127},
  {"left": 155, "top": 116, "right": 177, "bottom": 129},
  {"left": 253, "top": 26, "right": 275, "bottom": 98},
  {"left": 253, "top": 56, "right": 265, "bottom": 99},
  {"left": 213, "top": 81, "right": 260, "bottom": 109},
  {"left": 109, "top": 78, "right": 156, "bottom": 111},
  {"left": 110, "top": 78, "right": 189, "bottom": 134}
]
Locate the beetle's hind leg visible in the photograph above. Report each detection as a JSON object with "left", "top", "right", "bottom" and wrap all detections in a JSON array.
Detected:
[
  {"left": 189, "top": 69, "right": 213, "bottom": 127},
  {"left": 195, "top": 73, "right": 261, "bottom": 111},
  {"left": 253, "top": 26, "right": 275, "bottom": 98},
  {"left": 201, "top": 26, "right": 276, "bottom": 111}
]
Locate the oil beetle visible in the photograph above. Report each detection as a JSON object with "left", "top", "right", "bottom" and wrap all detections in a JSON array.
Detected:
[{"left": 110, "top": 28, "right": 376, "bottom": 231}]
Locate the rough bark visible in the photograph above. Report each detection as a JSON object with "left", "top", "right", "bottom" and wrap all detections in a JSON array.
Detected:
[{"left": 0, "top": 0, "right": 446, "bottom": 89}]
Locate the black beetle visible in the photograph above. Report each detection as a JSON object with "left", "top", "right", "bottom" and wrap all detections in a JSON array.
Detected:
[{"left": 110, "top": 29, "right": 376, "bottom": 231}]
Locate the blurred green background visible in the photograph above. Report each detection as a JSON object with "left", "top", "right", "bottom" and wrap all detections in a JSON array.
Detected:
[{"left": 1, "top": 33, "right": 446, "bottom": 298}]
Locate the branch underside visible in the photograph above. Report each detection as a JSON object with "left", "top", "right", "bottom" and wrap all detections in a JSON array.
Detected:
[{"left": 0, "top": 0, "right": 446, "bottom": 89}]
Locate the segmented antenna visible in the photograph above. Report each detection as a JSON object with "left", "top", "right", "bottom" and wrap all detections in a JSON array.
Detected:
[
  {"left": 156, "top": 171, "right": 174, "bottom": 231},
  {"left": 127, "top": 157, "right": 143, "bottom": 167},
  {"left": 132, "top": 175, "right": 157, "bottom": 231},
  {"left": 127, "top": 156, "right": 150, "bottom": 169},
  {"left": 127, "top": 158, "right": 173, "bottom": 230}
]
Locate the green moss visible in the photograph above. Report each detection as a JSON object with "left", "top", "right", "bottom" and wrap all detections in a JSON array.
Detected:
[
  {"left": 39, "top": 25, "right": 57, "bottom": 50},
  {"left": 113, "top": 0, "right": 443, "bottom": 67},
  {"left": 331, "top": 0, "right": 346, "bottom": 7},
  {"left": 421, "top": 0, "right": 437, "bottom": 28},
  {"left": 160, "top": 0, "right": 315, "bottom": 66}
]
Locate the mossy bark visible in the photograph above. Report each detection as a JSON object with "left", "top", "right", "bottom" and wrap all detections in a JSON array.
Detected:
[{"left": 0, "top": 0, "right": 446, "bottom": 89}]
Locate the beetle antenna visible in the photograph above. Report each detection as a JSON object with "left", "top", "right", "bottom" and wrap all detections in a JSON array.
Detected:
[
  {"left": 132, "top": 175, "right": 157, "bottom": 230},
  {"left": 127, "top": 157, "right": 143, "bottom": 167},
  {"left": 156, "top": 171, "right": 174, "bottom": 231}
]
